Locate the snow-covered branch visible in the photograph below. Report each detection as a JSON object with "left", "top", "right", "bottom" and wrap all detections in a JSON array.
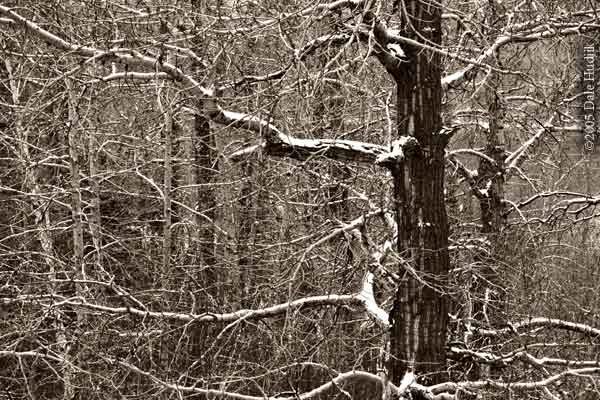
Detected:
[
  {"left": 449, "top": 347, "right": 600, "bottom": 368},
  {"left": 505, "top": 117, "right": 555, "bottom": 177},
  {"left": 357, "top": 272, "right": 390, "bottom": 328},
  {"left": 509, "top": 191, "right": 599, "bottom": 212},
  {"left": 213, "top": 108, "right": 391, "bottom": 165},
  {"left": 442, "top": 18, "right": 600, "bottom": 89},
  {"left": 431, "top": 367, "right": 600, "bottom": 394},
  {"left": 447, "top": 148, "right": 499, "bottom": 167},
  {"left": 475, "top": 317, "right": 600, "bottom": 339},
  {"left": 2, "top": 294, "right": 359, "bottom": 324},
  {"left": 0, "top": 6, "right": 212, "bottom": 98},
  {"left": 116, "top": 360, "right": 407, "bottom": 400},
  {"left": 1, "top": 284, "right": 391, "bottom": 329},
  {"left": 89, "top": 71, "right": 170, "bottom": 83},
  {"left": 375, "top": 137, "right": 420, "bottom": 165}
]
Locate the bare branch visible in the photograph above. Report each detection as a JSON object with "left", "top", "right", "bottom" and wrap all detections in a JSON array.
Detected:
[
  {"left": 475, "top": 317, "right": 600, "bottom": 339},
  {"left": 0, "top": 6, "right": 213, "bottom": 98},
  {"left": 211, "top": 108, "right": 390, "bottom": 165},
  {"left": 432, "top": 367, "right": 600, "bottom": 393}
]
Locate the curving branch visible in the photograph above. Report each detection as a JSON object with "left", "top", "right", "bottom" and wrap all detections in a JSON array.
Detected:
[
  {"left": 447, "top": 148, "right": 499, "bottom": 167},
  {"left": 218, "top": 33, "right": 352, "bottom": 91},
  {"left": 474, "top": 317, "right": 600, "bottom": 339},
  {"left": 0, "top": 6, "right": 393, "bottom": 168},
  {"left": 115, "top": 360, "right": 405, "bottom": 400},
  {"left": 431, "top": 367, "right": 600, "bottom": 394},
  {"left": 442, "top": 13, "right": 600, "bottom": 89},
  {"left": 1, "top": 294, "right": 360, "bottom": 323},
  {"left": 450, "top": 346, "right": 600, "bottom": 369},
  {"left": 0, "top": 350, "right": 64, "bottom": 364},
  {"left": 504, "top": 117, "right": 555, "bottom": 177},
  {"left": 357, "top": 272, "right": 390, "bottom": 328},
  {"left": 2, "top": 284, "right": 391, "bottom": 328},
  {"left": 0, "top": 5, "right": 213, "bottom": 98}
]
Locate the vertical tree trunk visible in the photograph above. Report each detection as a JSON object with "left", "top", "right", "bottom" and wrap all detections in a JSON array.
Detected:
[
  {"left": 88, "top": 125, "right": 104, "bottom": 277},
  {"left": 194, "top": 102, "right": 220, "bottom": 303},
  {"left": 235, "top": 43, "right": 265, "bottom": 310},
  {"left": 466, "top": 5, "right": 507, "bottom": 396},
  {"left": 159, "top": 87, "right": 174, "bottom": 275},
  {"left": 189, "top": 0, "right": 222, "bottom": 308},
  {"left": 478, "top": 0, "right": 507, "bottom": 242},
  {"left": 388, "top": 0, "right": 450, "bottom": 387},
  {"left": 237, "top": 155, "right": 260, "bottom": 308},
  {"left": 65, "top": 76, "right": 85, "bottom": 400},
  {"left": 474, "top": 58, "right": 506, "bottom": 329},
  {"left": 173, "top": 1, "right": 223, "bottom": 384},
  {"left": 182, "top": 102, "right": 220, "bottom": 380}
]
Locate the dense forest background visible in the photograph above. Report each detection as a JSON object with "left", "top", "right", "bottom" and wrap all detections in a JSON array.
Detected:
[{"left": 1, "top": 0, "right": 600, "bottom": 399}]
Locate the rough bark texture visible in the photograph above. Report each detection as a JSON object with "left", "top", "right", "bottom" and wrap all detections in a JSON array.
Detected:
[{"left": 388, "top": 0, "right": 450, "bottom": 387}]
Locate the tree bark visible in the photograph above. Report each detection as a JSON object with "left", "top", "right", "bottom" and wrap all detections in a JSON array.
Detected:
[
  {"left": 65, "top": 76, "right": 85, "bottom": 400},
  {"left": 388, "top": 0, "right": 450, "bottom": 387}
]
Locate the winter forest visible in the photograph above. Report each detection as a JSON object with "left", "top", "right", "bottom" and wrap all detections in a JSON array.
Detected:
[{"left": 1, "top": 0, "right": 600, "bottom": 399}]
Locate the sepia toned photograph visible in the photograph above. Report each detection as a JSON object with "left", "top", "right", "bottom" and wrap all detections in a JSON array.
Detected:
[{"left": 1, "top": 1, "right": 599, "bottom": 399}]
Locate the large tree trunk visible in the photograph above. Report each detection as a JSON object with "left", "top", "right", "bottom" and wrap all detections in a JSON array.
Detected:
[{"left": 388, "top": 0, "right": 450, "bottom": 387}]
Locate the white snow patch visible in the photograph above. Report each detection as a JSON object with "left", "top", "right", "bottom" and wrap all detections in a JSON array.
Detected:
[
  {"left": 398, "top": 371, "right": 415, "bottom": 394},
  {"left": 387, "top": 43, "right": 405, "bottom": 58},
  {"left": 358, "top": 273, "right": 390, "bottom": 328},
  {"left": 387, "top": 28, "right": 401, "bottom": 37},
  {"left": 376, "top": 137, "right": 413, "bottom": 164}
]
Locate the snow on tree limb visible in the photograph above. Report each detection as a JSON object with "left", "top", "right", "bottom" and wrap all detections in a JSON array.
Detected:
[
  {"left": 375, "top": 137, "right": 420, "bottom": 165},
  {"left": 212, "top": 108, "right": 402, "bottom": 165},
  {"left": 214, "top": 110, "right": 426, "bottom": 166},
  {"left": 115, "top": 360, "right": 410, "bottom": 400},
  {"left": 447, "top": 148, "right": 499, "bottom": 167},
  {"left": 0, "top": 350, "right": 425, "bottom": 400},
  {"left": 0, "top": 5, "right": 213, "bottom": 98},
  {"left": 357, "top": 272, "right": 390, "bottom": 328},
  {"left": 441, "top": 15, "right": 600, "bottom": 89},
  {"left": 506, "top": 191, "right": 600, "bottom": 223},
  {"left": 474, "top": 317, "right": 600, "bottom": 338},
  {"left": 505, "top": 117, "right": 555, "bottom": 176},
  {"left": 431, "top": 367, "right": 600, "bottom": 394},
  {"left": 449, "top": 346, "right": 600, "bottom": 368},
  {"left": 0, "top": 350, "right": 65, "bottom": 364},
  {"left": 0, "top": 294, "right": 360, "bottom": 323},
  {"left": 1, "top": 284, "right": 391, "bottom": 328},
  {"left": 89, "top": 71, "right": 170, "bottom": 83}
]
